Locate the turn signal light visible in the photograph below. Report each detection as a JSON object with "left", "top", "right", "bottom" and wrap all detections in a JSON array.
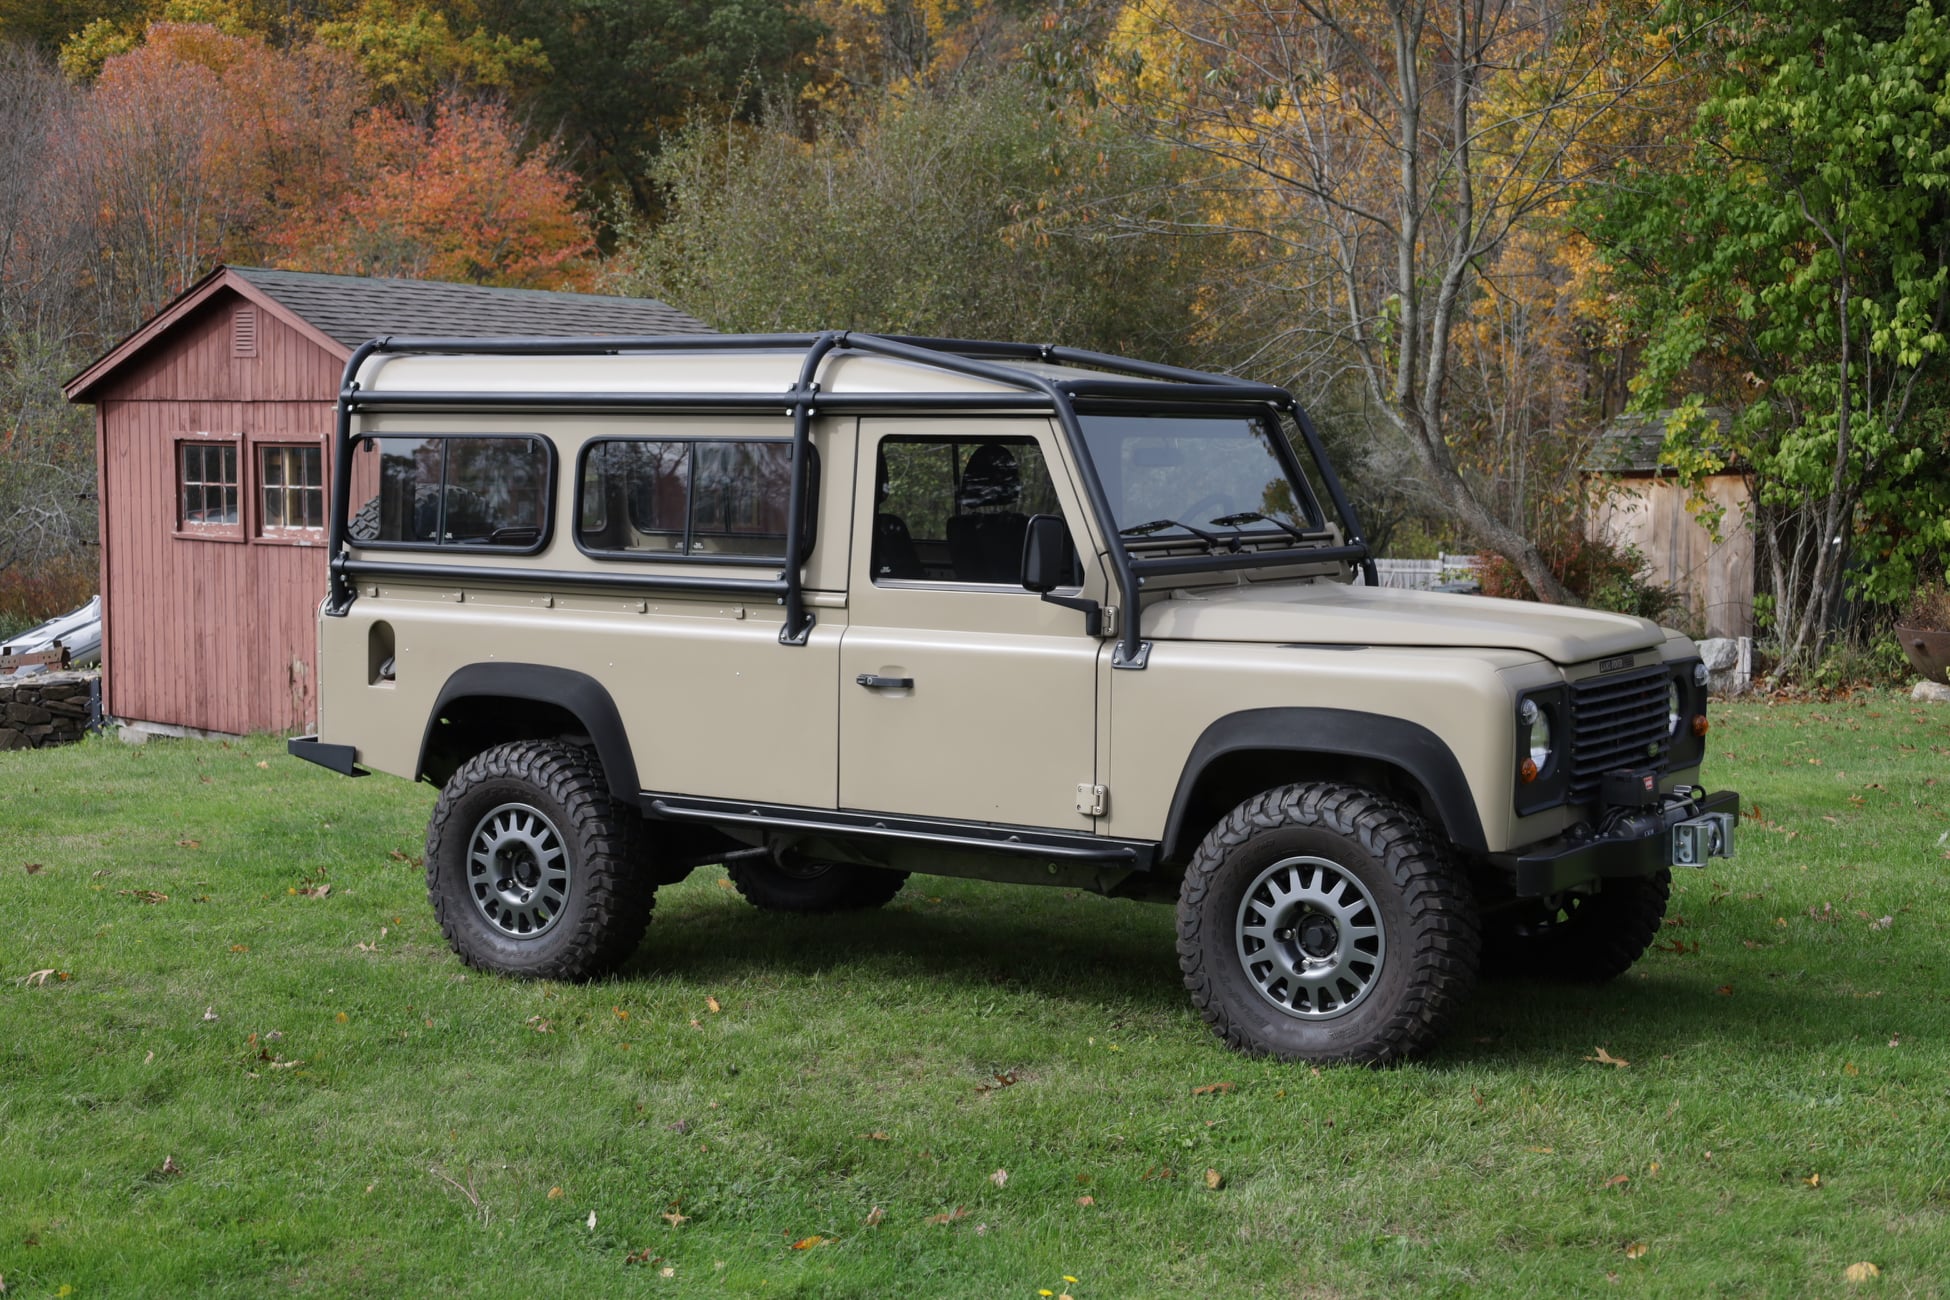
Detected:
[
  {"left": 1519, "top": 758, "right": 1539, "bottom": 783},
  {"left": 1692, "top": 715, "right": 1710, "bottom": 737}
]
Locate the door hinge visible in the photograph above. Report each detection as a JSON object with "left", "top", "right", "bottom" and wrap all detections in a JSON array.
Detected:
[
  {"left": 1075, "top": 783, "right": 1108, "bottom": 817},
  {"left": 1099, "top": 606, "right": 1118, "bottom": 636}
]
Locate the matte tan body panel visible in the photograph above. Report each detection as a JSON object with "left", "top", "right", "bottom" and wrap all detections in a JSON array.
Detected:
[
  {"left": 1140, "top": 580, "right": 1666, "bottom": 664},
  {"left": 1101, "top": 640, "right": 1538, "bottom": 849}
]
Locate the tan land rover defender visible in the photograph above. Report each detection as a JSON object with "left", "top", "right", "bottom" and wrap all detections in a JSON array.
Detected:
[{"left": 290, "top": 332, "right": 1737, "bottom": 1065}]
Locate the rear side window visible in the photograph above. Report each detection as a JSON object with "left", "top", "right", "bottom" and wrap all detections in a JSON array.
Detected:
[
  {"left": 577, "top": 439, "right": 812, "bottom": 562},
  {"left": 347, "top": 435, "right": 551, "bottom": 551}
]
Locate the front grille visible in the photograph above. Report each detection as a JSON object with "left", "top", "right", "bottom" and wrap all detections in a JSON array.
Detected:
[{"left": 1567, "top": 663, "right": 1672, "bottom": 801}]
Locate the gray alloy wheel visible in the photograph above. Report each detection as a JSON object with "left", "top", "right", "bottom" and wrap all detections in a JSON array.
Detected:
[
  {"left": 1234, "top": 854, "right": 1387, "bottom": 1019},
  {"left": 466, "top": 801, "right": 572, "bottom": 939}
]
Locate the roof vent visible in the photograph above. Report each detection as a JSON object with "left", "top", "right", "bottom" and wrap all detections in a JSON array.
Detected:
[{"left": 232, "top": 305, "right": 257, "bottom": 358}]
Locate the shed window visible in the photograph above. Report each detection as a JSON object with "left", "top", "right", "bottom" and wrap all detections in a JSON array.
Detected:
[
  {"left": 577, "top": 439, "right": 810, "bottom": 561},
  {"left": 179, "top": 442, "right": 239, "bottom": 528},
  {"left": 348, "top": 435, "right": 550, "bottom": 550},
  {"left": 259, "top": 445, "right": 323, "bottom": 532}
]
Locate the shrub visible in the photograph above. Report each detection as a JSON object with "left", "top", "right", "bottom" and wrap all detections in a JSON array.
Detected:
[
  {"left": 0, "top": 552, "right": 95, "bottom": 643},
  {"left": 1476, "top": 536, "right": 1685, "bottom": 624}
]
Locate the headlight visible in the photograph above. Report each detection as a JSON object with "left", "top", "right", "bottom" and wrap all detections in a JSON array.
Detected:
[
  {"left": 1528, "top": 707, "right": 1553, "bottom": 770},
  {"left": 1667, "top": 681, "right": 1682, "bottom": 734},
  {"left": 1518, "top": 697, "right": 1553, "bottom": 779}
]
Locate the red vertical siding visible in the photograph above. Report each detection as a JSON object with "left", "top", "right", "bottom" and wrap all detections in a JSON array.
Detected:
[{"left": 96, "top": 289, "right": 346, "bottom": 734}]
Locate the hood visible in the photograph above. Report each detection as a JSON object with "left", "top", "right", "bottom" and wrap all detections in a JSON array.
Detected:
[{"left": 1140, "top": 581, "right": 1667, "bottom": 665}]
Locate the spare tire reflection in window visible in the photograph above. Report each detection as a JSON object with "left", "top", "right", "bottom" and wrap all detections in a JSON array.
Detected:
[{"left": 347, "top": 435, "right": 548, "bottom": 549}]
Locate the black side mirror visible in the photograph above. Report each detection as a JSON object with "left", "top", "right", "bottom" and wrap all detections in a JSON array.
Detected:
[{"left": 1020, "top": 514, "right": 1070, "bottom": 593}]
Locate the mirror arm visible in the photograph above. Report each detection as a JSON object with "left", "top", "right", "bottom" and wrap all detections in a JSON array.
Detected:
[{"left": 1038, "top": 592, "right": 1103, "bottom": 637}]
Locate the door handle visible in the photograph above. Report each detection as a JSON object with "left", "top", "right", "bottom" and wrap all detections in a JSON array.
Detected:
[{"left": 855, "top": 673, "right": 914, "bottom": 690}]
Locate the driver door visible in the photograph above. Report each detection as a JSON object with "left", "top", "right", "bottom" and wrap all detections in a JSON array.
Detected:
[{"left": 838, "top": 418, "right": 1104, "bottom": 830}]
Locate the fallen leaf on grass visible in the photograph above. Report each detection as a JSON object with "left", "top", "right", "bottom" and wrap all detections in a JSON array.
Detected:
[
  {"left": 791, "top": 1235, "right": 827, "bottom": 1250},
  {"left": 356, "top": 942, "right": 376, "bottom": 953},
  {"left": 613, "top": 1007, "right": 629, "bottom": 1022},
  {"left": 1584, "top": 1047, "right": 1630, "bottom": 1069},
  {"left": 1804, "top": 1173, "right": 1823, "bottom": 1188},
  {"left": 256, "top": 760, "right": 269, "bottom": 769},
  {"left": 157, "top": 1155, "right": 182, "bottom": 1177},
  {"left": 1076, "top": 1195, "right": 1095, "bottom": 1206},
  {"left": 586, "top": 1210, "right": 597, "bottom": 1231},
  {"left": 20, "top": 969, "right": 57, "bottom": 987},
  {"left": 1204, "top": 1168, "right": 1225, "bottom": 1190},
  {"left": 864, "top": 1205, "right": 884, "bottom": 1226},
  {"left": 1603, "top": 1174, "right": 1629, "bottom": 1189},
  {"left": 662, "top": 1211, "right": 689, "bottom": 1226},
  {"left": 547, "top": 1186, "right": 563, "bottom": 1199},
  {"left": 974, "top": 1072, "right": 1019, "bottom": 1094},
  {"left": 526, "top": 1017, "right": 553, "bottom": 1033},
  {"left": 925, "top": 1207, "right": 968, "bottom": 1225},
  {"left": 1716, "top": 984, "right": 1735, "bottom": 996},
  {"left": 23, "top": 863, "right": 42, "bottom": 874},
  {"left": 1625, "top": 1242, "right": 1648, "bottom": 1260},
  {"left": 705, "top": 996, "right": 721, "bottom": 1014},
  {"left": 117, "top": 890, "right": 168, "bottom": 904},
  {"left": 623, "top": 1247, "right": 657, "bottom": 1265},
  {"left": 1870, "top": 915, "right": 1893, "bottom": 931},
  {"left": 989, "top": 1168, "right": 1008, "bottom": 1188},
  {"left": 1845, "top": 1262, "right": 1881, "bottom": 1283},
  {"left": 1844, "top": 1062, "right": 1859, "bottom": 1076},
  {"left": 1191, "top": 1081, "right": 1236, "bottom": 1096},
  {"left": 861, "top": 1131, "right": 889, "bottom": 1141},
  {"left": 202, "top": 1007, "right": 218, "bottom": 1021},
  {"left": 659, "top": 1267, "right": 674, "bottom": 1278}
]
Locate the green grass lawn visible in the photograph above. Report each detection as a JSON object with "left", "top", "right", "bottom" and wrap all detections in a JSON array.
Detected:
[{"left": 3, "top": 695, "right": 1948, "bottom": 1297}]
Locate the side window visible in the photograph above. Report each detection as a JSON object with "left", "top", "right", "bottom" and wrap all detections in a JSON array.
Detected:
[
  {"left": 577, "top": 438, "right": 810, "bottom": 562},
  {"left": 871, "top": 435, "right": 1075, "bottom": 585},
  {"left": 347, "top": 435, "right": 550, "bottom": 550},
  {"left": 179, "top": 440, "right": 239, "bottom": 531},
  {"left": 258, "top": 444, "right": 324, "bottom": 533}
]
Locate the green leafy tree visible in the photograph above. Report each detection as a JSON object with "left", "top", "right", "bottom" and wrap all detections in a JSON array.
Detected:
[
  {"left": 1591, "top": 1, "right": 1950, "bottom": 674},
  {"left": 605, "top": 75, "right": 1225, "bottom": 360}
]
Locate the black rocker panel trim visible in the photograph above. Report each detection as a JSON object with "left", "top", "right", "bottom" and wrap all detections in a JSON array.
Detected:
[
  {"left": 643, "top": 794, "right": 1158, "bottom": 869},
  {"left": 418, "top": 663, "right": 639, "bottom": 801},
  {"left": 1161, "top": 707, "right": 1488, "bottom": 860}
]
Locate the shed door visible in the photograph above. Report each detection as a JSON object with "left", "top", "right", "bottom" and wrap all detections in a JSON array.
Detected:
[{"left": 838, "top": 419, "right": 1100, "bottom": 830}]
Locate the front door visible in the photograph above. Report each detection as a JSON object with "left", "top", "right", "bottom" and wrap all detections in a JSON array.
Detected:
[{"left": 839, "top": 418, "right": 1103, "bottom": 830}]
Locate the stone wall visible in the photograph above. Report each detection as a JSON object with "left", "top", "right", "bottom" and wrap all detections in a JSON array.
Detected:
[{"left": 0, "top": 671, "right": 98, "bottom": 750}]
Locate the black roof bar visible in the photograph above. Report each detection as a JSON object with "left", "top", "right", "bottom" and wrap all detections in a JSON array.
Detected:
[{"left": 324, "top": 331, "right": 1380, "bottom": 661}]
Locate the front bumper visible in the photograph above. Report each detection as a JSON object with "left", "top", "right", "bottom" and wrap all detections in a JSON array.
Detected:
[{"left": 1490, "top": 788, "right": 1739, "bottom": 897}]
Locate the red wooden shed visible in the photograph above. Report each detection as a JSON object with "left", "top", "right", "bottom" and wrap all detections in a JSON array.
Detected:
[{"left": 64, "top": 266, "right": 708, "bottom": 736}]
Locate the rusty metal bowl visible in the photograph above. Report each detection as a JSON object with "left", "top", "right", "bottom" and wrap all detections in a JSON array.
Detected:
[{"left": 1896, "top": 624, "right": 1950, "bottom": 684}]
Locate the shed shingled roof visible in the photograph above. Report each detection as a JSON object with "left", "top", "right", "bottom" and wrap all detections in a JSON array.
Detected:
[
  {"left": 1583, "top": 407, "right": 1738, "bottom": 475},
  {"left": 229, "top": 266, "right": 709, "bottom": 346}
]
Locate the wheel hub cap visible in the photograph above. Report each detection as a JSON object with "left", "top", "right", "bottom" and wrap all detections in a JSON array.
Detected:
[
  {"left": 1235, "top": 855, "right": 1386, "bottom": 1020},
  {"left": 467, "top": 802, "right": 571, "bottom": 939}
]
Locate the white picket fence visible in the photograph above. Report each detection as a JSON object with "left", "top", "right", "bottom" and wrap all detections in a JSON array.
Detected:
[{"left": 1360, "top": 553, "right": 1482, "bottom": 590}]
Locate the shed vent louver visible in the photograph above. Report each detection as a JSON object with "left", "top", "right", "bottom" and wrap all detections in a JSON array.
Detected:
[{"left": 232, "top": 305, "right": 257, "bottom": 357}]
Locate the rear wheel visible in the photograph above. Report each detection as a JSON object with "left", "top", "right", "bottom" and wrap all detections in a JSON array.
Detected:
[
  {"left": 727, "top": 855, "right": 909, "bottom": 913},
  {"left": 425, "top": 740, "right": 654, "bottom": 980},
  {"left": 1481, "top": 872, "right": 1670, "bottom": 983},
  {"left": 1177, "top": 782, "right": 1480, "bottom": 1066}
]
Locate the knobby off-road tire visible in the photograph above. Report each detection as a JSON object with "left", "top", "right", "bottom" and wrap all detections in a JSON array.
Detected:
[
  {"left": 1481, "top": 871, "right": 1671, "bottom": 983},
  {"left": 1177, "top": 783, "right": 1481, "bottom": 1066},
  {"left": 426, "top": 740, "right": 655, "bottom": 980},
  {"left": 726, "top": 856, "right": 909, "bottom": 913}
]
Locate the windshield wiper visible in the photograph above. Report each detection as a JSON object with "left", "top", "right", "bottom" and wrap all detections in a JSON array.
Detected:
[
  {"left": 1211, "top": 510, "right": 1312, "bottom": 545},
  {"left": 1118, "top": 518, "right": 1236, "bottom": 551}
]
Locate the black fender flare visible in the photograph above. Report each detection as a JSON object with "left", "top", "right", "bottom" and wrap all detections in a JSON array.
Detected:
[
  {"left": 1160, "top": 707, "right": 1488, "bottom": 860},
  {"left": 418, "top": 663, "right": 639, "bottom": 802}
]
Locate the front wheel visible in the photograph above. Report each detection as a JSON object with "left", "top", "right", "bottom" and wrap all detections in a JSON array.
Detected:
[
  {"left": 1177, "top": 783, "right": 1480, "bottom": 1066},
  {"left": 425, "top": 740, "right": 655, "bottom": 980}
]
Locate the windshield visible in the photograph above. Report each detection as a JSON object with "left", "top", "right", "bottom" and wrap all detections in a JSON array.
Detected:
[{"left": 1074, "top": 413, "right": 1321, "bottom": 539}]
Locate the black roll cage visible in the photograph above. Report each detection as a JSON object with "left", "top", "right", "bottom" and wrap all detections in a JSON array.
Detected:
[{"left": 326, "top": 331, "right": 1379, "bottom": 666}]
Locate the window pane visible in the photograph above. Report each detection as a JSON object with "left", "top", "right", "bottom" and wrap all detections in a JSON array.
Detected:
[
  {"left": 873, "top": 435, "right": 1065, "bottom": 585},
  {"left": 262, "top": 449, "right": 284, "bottom": 486},
  {"left": 349, "top": 436, "right": 546, "bottom": 547},
  {"left": 1075, "top": 414, "right": 1318, "bottom": 535},
  {"left": 221, "top": 443, "right": 236, "bottom": 484},
  {"left": 263, "top": 484, "right": 284, "bottom": 528}
]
